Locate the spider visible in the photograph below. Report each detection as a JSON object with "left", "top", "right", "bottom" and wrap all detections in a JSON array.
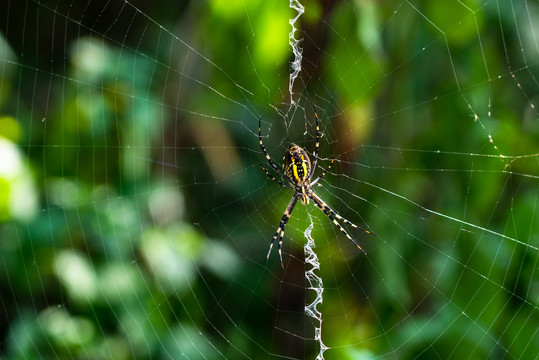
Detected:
[{"left": 258, "top": 108, "right": 376, "bottom": 269}]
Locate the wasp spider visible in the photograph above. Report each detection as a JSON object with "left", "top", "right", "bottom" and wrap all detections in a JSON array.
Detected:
[{"left": 259, "top": 108, "right": 376, "bottom": 269}]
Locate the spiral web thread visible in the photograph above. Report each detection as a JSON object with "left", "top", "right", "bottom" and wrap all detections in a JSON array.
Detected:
[
  {"left": 288, "top": 0, "right": 304, "bottom": 105},
  {"left": 304, "top": 215, "right": 328, "bottom": 359}
]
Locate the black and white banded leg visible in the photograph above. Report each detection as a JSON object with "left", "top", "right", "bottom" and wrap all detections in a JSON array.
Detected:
[
  {"left": 266, "top": 196, "right": 299, "bottom": 269},
  {"left": 310, "top": 191, "right": 375, "bottom": 254},
  {"left": 311, "top": 158, "right": 335, "bottom": 186},
  {"left": 259, "top": 164, "right": 292, "bottom": 188},
  {"left": 258, "top": 117, "right": 293, "bottom": 183}
]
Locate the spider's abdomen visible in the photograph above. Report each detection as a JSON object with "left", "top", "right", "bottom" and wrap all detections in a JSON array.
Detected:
[{"left": 284, "top": 144, "right": 311, "bottom": 183}]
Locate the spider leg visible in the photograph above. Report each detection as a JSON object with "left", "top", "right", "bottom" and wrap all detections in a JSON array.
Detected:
[
  {"left": 266, "top": 196, "right": 299, "bottom": 269},
  {"left": 311, "top": 191, "right": 376, "bottom": 236},
  {"left": 310, "top": 191, "right": 375, "bottom": 254},
  {"left": 258, "top": 117, "right": 293, "bottom": 183},
  {"left": 259, "top": 164, "right": 293, "bottom": 188},
  {"left": 311, "top": 158, "right": 335, "bottom": 186},
  {"left": 309, "top": 104, "right": 321, "bottom": 178}
]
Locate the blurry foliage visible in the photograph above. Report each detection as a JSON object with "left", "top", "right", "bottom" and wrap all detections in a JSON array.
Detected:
[{"left": 0, "top": 0, "right": 538, "bottom": 359}]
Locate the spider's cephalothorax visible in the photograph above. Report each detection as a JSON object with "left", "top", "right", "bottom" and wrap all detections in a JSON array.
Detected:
[
  {"left": 258, "top": 107, "right": 376, "bottom": 269},
  {"left": 284, "top": 144, "right": 311, "bottom": 205}
]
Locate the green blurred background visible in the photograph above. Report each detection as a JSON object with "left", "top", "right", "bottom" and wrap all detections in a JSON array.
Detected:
[{"left": 1, "top": 0, "right": 539, "bottom": 359}]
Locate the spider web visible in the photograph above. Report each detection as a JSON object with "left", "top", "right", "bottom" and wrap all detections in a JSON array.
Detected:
[{"left": 1, "top": 0, "right": 539, "bottom": 359}]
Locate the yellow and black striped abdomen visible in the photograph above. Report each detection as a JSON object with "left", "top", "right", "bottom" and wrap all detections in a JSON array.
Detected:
[{"left": 284, "top": 144, "right": 311, "bottom": 183}]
